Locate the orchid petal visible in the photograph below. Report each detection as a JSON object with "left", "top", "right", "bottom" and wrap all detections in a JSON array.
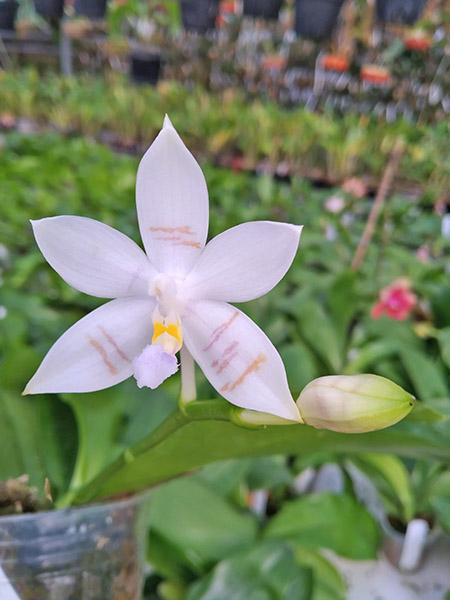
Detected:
[
  {"left": 184, "top": 221, "right": 303, "bottom": 302},
  {"left": 32, "top": 216, "right": 156, "bottom": 298},
  {"left": 24, "top": 297, "right": 155, "bottom": 394},
  {"left": 136, "top": 116, "right": 209, "bottom": 278},
  {"left": 182, "top": 300, "right": 301, "bottom": 421}
]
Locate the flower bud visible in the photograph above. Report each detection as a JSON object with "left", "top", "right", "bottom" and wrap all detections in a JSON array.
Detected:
[{"left": 296, "top": 374, "right": 414, "bottom": 433}]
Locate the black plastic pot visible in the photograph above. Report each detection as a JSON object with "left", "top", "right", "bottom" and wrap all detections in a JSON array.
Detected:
[
  {"left": 295, "top": 0, "right": 345, "bottom": 40},
  {"left": 74, "top": 0, "right": 107, "bottom": 19},
  {"left": 376, "top": 0, "right": 427, "bottom": 25},
  {"left": 180, "top": 0, "right": 219, "bottom": 32},
  {"left": 0, "top": 0, "right": 18, "bottom": 31},
  {"left": 243, "top": 0, "right": 283, "bottom": 20},
  {"left": 129, "top": 50, "right": 161, "bottom": 86},
  {"left": 33, "top": 0, "right": 65, "bottom": 19}
]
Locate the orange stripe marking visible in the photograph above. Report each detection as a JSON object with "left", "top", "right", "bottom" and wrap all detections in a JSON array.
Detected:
[{"left": 89, "top": 338, "right": 118, "bottom": 374}]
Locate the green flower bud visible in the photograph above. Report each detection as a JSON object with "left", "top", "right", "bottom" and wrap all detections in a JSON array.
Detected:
[{"left": 296, "top": 374, "right": 415, "bottom": 433}]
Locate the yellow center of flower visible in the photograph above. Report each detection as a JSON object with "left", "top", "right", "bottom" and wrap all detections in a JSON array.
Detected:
[
  {"left": 152, "top": 318, "right": 183, "bottom": 354},
  {"left": 149, "top": 273, "right": 184, "bottom": 355}
]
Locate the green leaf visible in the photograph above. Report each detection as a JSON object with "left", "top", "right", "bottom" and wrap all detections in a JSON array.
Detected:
[
  {"left": 197, "top": 459, "right": 251, "bottom": 498},
  {"left": 0, "top": 390, "right": 49, "bottom": 491},
  {"left": 327, "top": 269, "right": 358, "bottom": 353},
  {"left": 280, "top": 342, "right": 319, "bottom": 396},
  {"left": 71, "top": 402, "right": 450, "bottom": 504},
  {"left": 265, "top": 492, "right": 379, "bottom": 559},
  {"left": 295, "top": 549, "right": 346, "bottom": 600},
  {"left": 429, "top": 497, "right": 450, "bottom": 534},
  {"left": 38, "top": 396, "right": 78, "bottom": 498},
  {"left": 247, "top": 456, "right": 293, "bottom": 490},
  {"left": 406, "top": 402, "right": 449, "bottom": 423},
  {"left": 149, "top": 478, "right": 258, "bottom": 572},
  {"left": 399, "top": 347, "right": 448, "bottom": 401},
  {"left": 437, "top": 327, "right": 450, "bottom": 370},
  {"left": 349, "top": 454, "right": 415, "bottom": 522},
  {"left": 0, "top": 342, "right": 41, "bottom": 390},
  {"left": 428, "top": 471, "right": 450, "bottom": 533},
  {"left": 185, "top": 540, "right": 313, "bottom": 600},
  {"left": 295, "top": 301, "right": 343, "bottom": 373},
  {"left": 344, "top": 340, "right": 398, "bottom": 375}
]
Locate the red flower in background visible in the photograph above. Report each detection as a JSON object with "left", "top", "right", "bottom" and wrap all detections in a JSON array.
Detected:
[{"left": 371, "top": 279, "right": 417, "bottom": 321}]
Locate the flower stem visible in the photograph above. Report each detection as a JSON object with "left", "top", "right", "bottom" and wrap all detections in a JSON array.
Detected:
[{"left": 180, "top": 346, "right": 196, "bottom": 404}]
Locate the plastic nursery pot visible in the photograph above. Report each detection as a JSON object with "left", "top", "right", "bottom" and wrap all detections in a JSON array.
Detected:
[
  {"left": 129, "top": 50, "right": 162, "bottom": 86},
  {"left": 74, "top": 0, "right": 107, "bottom": 20},
  {"left": 243, "top": 0, "right": 283, "bottom": 20},
  {"left": 180, "top": 0, "right": 220, "bottom": 33},
  {"left": 376, "top": 0, "right": 427, "bottom": 25},
  {"left": 382, "top": 515, "right": 440, "bottom": 573},
  {"left": 0, "top": 493, "right": 150, "bottom": 600},
  {"left": 33, "top": 0, "right": 65, "bottom": 19},
  {"left": 0, "top": 0, "right": 18, "bottom": 31},
  {"left": 295, "top": 0, "right": 345, "bottom": 41}
]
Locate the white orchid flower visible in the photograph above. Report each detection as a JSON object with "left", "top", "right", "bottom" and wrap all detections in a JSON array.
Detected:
[{"left": 24, "top": 117, "right": 303, "bottom": 422}]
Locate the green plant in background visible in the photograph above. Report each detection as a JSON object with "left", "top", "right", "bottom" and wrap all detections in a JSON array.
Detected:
[{"left": 0, "top": 69, "right": 447, "bottom": 199}]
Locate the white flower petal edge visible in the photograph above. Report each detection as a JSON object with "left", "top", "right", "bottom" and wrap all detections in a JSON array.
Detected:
[
  {"left": 24, "top": 297, "right": 155, "bottom": 394},
  {"left": 32, "top": 216, "right": 156, "bottom": 298},
  {"left": 182, "top": 300, "right": 302, "bottom": 422},
  {"left": 184, "top": 221, "right": 303, "bottom": 302},
  {"left": 136, "top": 115, "right": 209, "bottom": 278}
]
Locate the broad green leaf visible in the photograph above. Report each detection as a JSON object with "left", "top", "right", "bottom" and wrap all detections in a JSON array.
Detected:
[
  {"left": 295, "top": 301, "right": 343, "bottom": 373},
  {"left": 246, "top": 456, "right": 293, "bottom": 491},
  {"left": 70, "top": 403, "right": 450, "bottom": 504},
  {"left": 0, "top": 341, "right": 77, "bottom": 499},
  {"left": 350, "top": 454, "right": 415, "bottom": 522},
  {"left": 265, "top": 492, "right": 379, "bottom": 559},
  {"left": 147, "top": 529, "right": 196, "bottom": 582},
  {"left": 0, "top": 390, "right": 49, "bottom": 491},
  {"left": 399, "top": 347, "right": 448, "bottom": 401},
  {"left": 327, "top": 269, "right": 358, "bottom": 353},
  {"left": 185, "top": 540, "right": 313, "bottom": 600},
  {"left": 280, "top": 342, "right": 319, "bottom": 395},
  {"left": 406, "top": 402, "right": 449, "bottom": 423},
  {"left": 295, "top": 549, "right": 346, "bottom": 600},
  {"left": 197, "top": 459, "right": 251, "bottom": 498},
  {"left": 149, "top": 478, "right": 258, "bottom": 572},
  {"left": 38, "top": 396, "right": 78, "bottom": 498},
  {"left": 344, "top": 340, "right": 398, "bottom": 375},
  {"left": 0, "top": 342, "right": 41, "bottom": 390}
]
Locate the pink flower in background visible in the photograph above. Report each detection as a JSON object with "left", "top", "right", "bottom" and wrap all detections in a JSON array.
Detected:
[{"left": 371, "top": 278, "right": 417, "bottom": 321}]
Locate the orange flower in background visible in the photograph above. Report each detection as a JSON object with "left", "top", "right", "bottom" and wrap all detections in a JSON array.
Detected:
[
  {"left": 371, "top": 278, "right": 417, "bottom": 321},
  {"left": 321, "top": 53, "right": 349, "bottom": 73}
]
